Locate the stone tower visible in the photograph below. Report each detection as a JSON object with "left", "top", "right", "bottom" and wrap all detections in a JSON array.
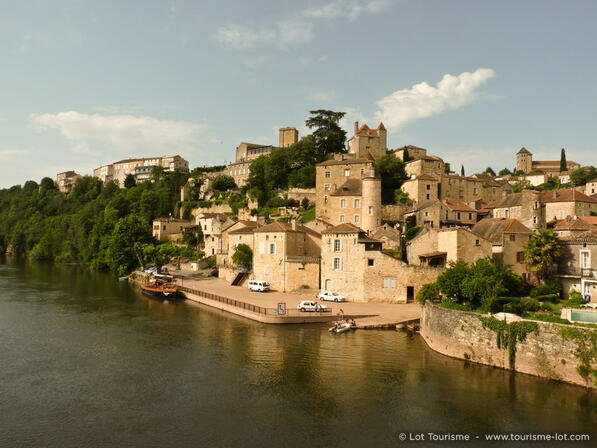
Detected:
[
  {"left": 347, "top": 122, "right": 387, "bottom": 160},
  {"left": 361, "top": 176, "right": 382, "bottom": 233},
  {"left": 516, "top": 147, "right": 533, "bottom": 173},
  {"left": 279, "top": 127, "right": 298, "bottom": 148}
]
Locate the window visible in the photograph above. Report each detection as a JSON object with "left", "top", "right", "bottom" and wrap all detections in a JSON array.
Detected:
[
  {"left": 334, "top": 239, "right": 342, "bottom": 252},
  {"left": 516, "top": 252, "right": 525, "bottom": 263},
  {"left": 383, "top": 277, "right": 396, "bottom": 288},
  {"left": 354, "top": 215, "right": 360, "bottom": 223},
  {"left": 457, "top": 212, "right": 461, "bottom": 220},
  {"left": 344, "top": 169, "right": 350, "bottom": 177},
  {"left": 269, "top": 243, "right": 276, "bottom": 255},
  {"left": 325, "top": 171, "right": 331, "bottom": 178},
  {"left": 426, "top": 184, "right": 431, "bottom": 190},
  {"left": 532, "top": 216, "right": 538, "bottom": 224},
  {"left": 580, "top": 250, "right": 590, "bottom": 268},
  {"left": 367, "top": 259, "right": 374, "bottom": 266},
  {"left": 324, "top": 195, "right": 328, "bottom": 203},
  {"left": 354, "top": 199, "right": 360, "bottom": 208},
  {"left": 368, "top": 206, "right": 374, "bottom": 215},
  {"left": 333, "top": 257, "right": 342, "bottom": 271},
  {"left": 534, "top": 201, "right": 539, "bottom": 209},
  {"left": 360, "top": 168, "right": 365, "bottom": 175},
  {"left": 324, "top": 184, "right": 330, "bottom": 191},
  {"left": 340, "top": 199, "right": 347, "bottom": 208},
  {"left": 426, "top": 194, "right": 430, "bottom": 200},
  {"left": 475, "top": 239, "right": 480, "bottom": 246},
  {"left": 339, "top": 215, "right": 345, "bottom": 223},
  {"left": 509, "top": 234, "right": 516, "bottom": 242}
]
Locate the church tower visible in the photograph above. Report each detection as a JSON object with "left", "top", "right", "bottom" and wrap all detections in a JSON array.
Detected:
[{"left": 516, "top": 147, "right": 533, "bottom": 173}]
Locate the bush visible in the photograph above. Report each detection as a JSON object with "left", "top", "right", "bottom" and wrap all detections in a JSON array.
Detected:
[
  {"left": 525, "top": 313, "right": 570, "bottom": 325},
  {"left": 540, "top": 301, "right": 559, "bottom": 313},
  {"left": 520, "top": 297, "right": 540, "bottom": 313},
  {"left": 204, "top": 256, "right": 216, "bottom": 269},
  {"left": 534, "top": 293, "right": 559, "bottom": 303},
  {"left": 568, "top": 291, "right": 585, "bottom": 306},
  {"left": 440, "top": 297, "right": 472, "bottom": 311},
  {"left": 416, "top": 283, "right": 439, "bottom": 304},
  {"left": 404, "top": 226, "right": 422, "bottom": 241},
  {"left": 530, "top": 280, "right": 562, "bottom": 298}
]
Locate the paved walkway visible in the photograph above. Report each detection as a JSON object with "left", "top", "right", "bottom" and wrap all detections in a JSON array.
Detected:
[{"left": 173, "top": 273, "right": 421, "bottom": 328}]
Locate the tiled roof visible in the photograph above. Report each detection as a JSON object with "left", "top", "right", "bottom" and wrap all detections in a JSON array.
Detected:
[
  {"left": 443, "top": 200, "right": 475, "bottom": 212},
  {"left": 471, "top": 218, "right": 532, "bottom": 245},
  {"left": 517, "top": 147, "right": 532, "bottom": 154},
  {"left": 253, "top": 222, "right": 321, "bottom": 237},
  {"left": 550, "top": 216, "right": 593, "bottom": 231},
  {"left": 394, "top": 145, "right": 427, "bottom": 151},
  {"left": 330, "top": 179, "right": 362, "bottom": 196},
  {"left": 355, "top": 123, "right": 385, "bottom": 137},
  {"left": 579, "top": 216, "right": 597, "bottom": 227},
  {"left": 560, "top": 230, "right": 597, "bottom": 243},
  {"left": 412, "top": 174, "right": 439, "bottom": 181},
  {"left": 316, "top": 157, "right": 374, "bottom": 167},
  {"left": 540, "top": 189, "right": 597, "bottom": 204},
  {"left": 322, "top": 223, "right": 363, "bottom": 234}
]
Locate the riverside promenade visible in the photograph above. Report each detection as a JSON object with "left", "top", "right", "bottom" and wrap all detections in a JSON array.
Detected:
[{"left": 173, "top": 275, "right": 421, "bottom": 328}]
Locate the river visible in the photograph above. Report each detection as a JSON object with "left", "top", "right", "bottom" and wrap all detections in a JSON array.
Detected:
[{"left": 0, "top": 258, "right": 595, "bottom": 447}]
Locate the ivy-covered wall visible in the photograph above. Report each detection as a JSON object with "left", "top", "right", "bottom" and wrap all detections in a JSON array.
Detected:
[{"left": 421, "top": 302, "right": 596, "bottom": 388}]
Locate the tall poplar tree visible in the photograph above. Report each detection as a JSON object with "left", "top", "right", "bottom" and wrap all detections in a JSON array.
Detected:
[{"left": 560, "top": 148, "right": 567, "bottom": 172}]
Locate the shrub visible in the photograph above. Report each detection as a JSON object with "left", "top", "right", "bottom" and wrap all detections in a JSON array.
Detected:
[
  {"left": 534, "top": 293, "right": 559, "bottom": 303},
  {"left": 404, "top": 226, "right": 422, "bottom": 241},
  {"left": 520, "top": 297, "right": 540, "bottom": 313},
  {"left": 416, "top": 283, "right": 439, "bottom": 304},
  {"left": 204, "top": 256, "right": 216, "bottom": 269},
  {"left": 530, "top": 280, "right": 562, "bottom": 298},
  {"left": 540, "top": 301, "right": 559, "bottom": 313},
  {"left": 440, "top": 297, "right": 472, "bottom": 311},
  {"left": 568, "top": 291, "right": 585, "bottom": 306}
]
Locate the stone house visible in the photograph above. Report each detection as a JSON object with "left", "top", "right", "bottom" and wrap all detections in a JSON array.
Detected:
[
  {"left": 320, "top": 223, "right": 442, "bottom": 303},
  {"left": 548, "top": 215, "right": 594, "bottom": 238},
  {"left": 152, "top": 218, "right": 196, "bottom": 241},
  {"left": 252, "top": 221, "right": 321, "bottom": 292},
  {"left": 94, "top": 155, "right": 188, "bottom": 186},
  {"left": 407, "top": 227, "right": 492, "bottom": 267},
  {"left": 404, "top": 156, "right": 445, "bottom": 177},
  {"left": 515, "top": 147, "right": 580, "bottom": 174},
  {"left": 471, "top": 218, "right": 533, "bottom": 281},
  {"left": 315, "top": 155, "right": 381, "bottom": 233},
  {"left": 347, "top": 122, "right": 387, "bottom": 159},
  {"left": 303, "top": 218, "right": 333, "bottom": 234},
  {"left": 585, "top": 178, "right": 597, "bottom": 197},
  {"left": 406, "top": 199, "right": 477, "bottom": 229},
  {"left": 55, "top": 171, "right": 81, "bottom": 193},
  {"left": 392, "top": 145, "right": 429, "bottom": 162},
  {"left": 215, "top": 220, "right": 261, "bottom": 267},
  {"left": 492, "top": 190, "right": 544, "bottom": 230},
  {"left": 556, "top": 230, "right": 597, "bottom": 299},
  {"left": 541, "top": 189, "right": 597, "bottom": 222},
  {"left": 197, "top": 213, "right": 236, "bottom": 256},
  {"left": 371, "top": 224, "right": 402, "bottom": 250}
]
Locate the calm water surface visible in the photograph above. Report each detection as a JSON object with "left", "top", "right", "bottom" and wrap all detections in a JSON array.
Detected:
[{"left": 0, "top": 258, "right": 595, "bottom": 448}]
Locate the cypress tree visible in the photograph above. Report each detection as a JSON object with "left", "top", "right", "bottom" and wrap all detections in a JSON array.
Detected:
[
  {"left": 461, "top": 165, "right": 465, "bottom": 176},
  {"left": 560, "top": 148, "right": 567, "bottom": 172}
]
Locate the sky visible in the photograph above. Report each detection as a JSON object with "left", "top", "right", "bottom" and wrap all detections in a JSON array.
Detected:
[{"left": 1, "top": 0, "right": 596, "bottom": 188}]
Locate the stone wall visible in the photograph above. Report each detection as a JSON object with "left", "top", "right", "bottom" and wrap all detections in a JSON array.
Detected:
[{"left": 421, "top": 302, "right": 596, "bottom": 388}]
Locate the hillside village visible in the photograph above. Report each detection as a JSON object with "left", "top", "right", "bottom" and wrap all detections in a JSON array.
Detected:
[{"left": 54, "top": 114, "right": 597, "bottom": 304}]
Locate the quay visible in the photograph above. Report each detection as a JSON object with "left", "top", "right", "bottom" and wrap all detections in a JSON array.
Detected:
[{"left": 172, "top": 276, "right": 422, "bottom": 327}]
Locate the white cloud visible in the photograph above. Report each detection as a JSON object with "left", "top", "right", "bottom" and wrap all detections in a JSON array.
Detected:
[
  {"left": 29, "top": 111, "right": 208, "bottom": 157},
  {"left": 215, "top": 0, "right": 395, "bottom": 51},
  {"left": 373, "top": 68, "right": 496, "bottom": 131},
  {"left": 0, "top": 149, "right": 29, "bottom": 159}
]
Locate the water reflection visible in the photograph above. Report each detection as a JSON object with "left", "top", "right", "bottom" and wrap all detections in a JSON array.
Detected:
[{"left": 0, "top": 257, "right": 595, "bottom": 448}]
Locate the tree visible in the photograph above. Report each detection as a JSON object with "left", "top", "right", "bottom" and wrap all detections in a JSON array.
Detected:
[
  {"left": 301, "top": 197, "right": 310, "bottom": 209},
  {"left": 394, "top": 190, "right": 411, "bottom": 204},
  {"left": 511, "top": 179, "right": 532, "bottom": 193},
  {"left": 305, "top": 109, "right": 347, "bottom": 162},
  {"left": 485, "top": 167, "right": 496, "bottom": 176},
  {"left": 124, "top": 174, "right": 137, "bottom": 189},
  {"left": 402, "top": 148, "right": 410, "bottom": 162},
  {"left": 181, "top": 226, "right": 204, "bottom": 247},
  {"left": 560, "top": 148, "right": 567, "bottom": 172},
  {"left": 107, "top": 214, "right": 153, "bottom": 275},
  {"left": 437, "top": 261, "right": 471, "bottom": 302},
  {"left": 375, "top": 154, "right": 407, "bottom": 204},
  {"left": 232, "top": 244, "right": 253, "bottom": 269},
  {"left": 570, "top": 166, "right": 597, "bottom": 186},
  {"left": 443, "top": 162, "right": 451, "bottom": 174},
  {"left": 499, "top": 168, "right": 512, "bottom": 176},
  {"left": 212, "top": 174, "right": 237, "bottom": 191},
  {"left": 40, "top": 177, "right": 57, "bottom": 191},
  {"left": 288, "top": 165, "right": 315, "bottom": 188},
  {"left": 524, "top": 229, "right": 563, "bottom": 282},
  {"left": 460, "top": 165, "right": 465, "bottom": 176}
]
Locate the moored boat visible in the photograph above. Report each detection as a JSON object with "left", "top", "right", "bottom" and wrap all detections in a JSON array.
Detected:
[{"left": 140, "top": 275, "right": 180, "bottom": 300}]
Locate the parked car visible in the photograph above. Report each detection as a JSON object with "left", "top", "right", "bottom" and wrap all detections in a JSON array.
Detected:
[
  {"left": 317, "top": 291, "right": 345, "bottom": 302},
  {"left": 297, "top": 300, "right": 328, "bottom": 312},
  {"left": 248, "top": 280, "right": 270, "bottom": 292}
]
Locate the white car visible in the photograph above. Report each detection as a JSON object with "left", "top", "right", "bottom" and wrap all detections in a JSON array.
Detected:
[
  {"left": 297, "top": 300, "right": 328, "bottom": 312},
  {"left": 248, "top": 280, "right": 270, "bottom": 292},
  {"left": 317, "top": 291, "right": 345, "bottom": 302}
]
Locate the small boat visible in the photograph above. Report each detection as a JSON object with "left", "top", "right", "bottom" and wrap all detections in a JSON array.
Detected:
[
  {"left": 329, "top": 321, "right": 353, "bottom": 333},
  {"left": 140, "top": 275, "right": 180, "bottom": 300},
  {"left": 118, "top": 276, "right": 129, "bottom": 282}
]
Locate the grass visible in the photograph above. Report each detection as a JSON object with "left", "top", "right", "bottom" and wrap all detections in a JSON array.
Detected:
[{"left": 300, "top": 206, "right": 315, "bottom": 223}]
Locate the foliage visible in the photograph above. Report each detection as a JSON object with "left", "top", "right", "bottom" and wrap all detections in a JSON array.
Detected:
[
  {"left": 524, "top": 229, "right": 563, "bottom": 281},
  {"left": 300, "top": 197, "right": 310, "bottom": 209},
  {"left": 511, "top": 179, "right": 532, "bottom": 193},
  {"left": 394, "top": 190, "right": 411, "bottom": 204},
  {"left": 300, "top": 206, "right": 316, "bottom": 223},
  {"left": 124, "top": 174, "right": 137, "bottom": 189},
  {"left": 560, "top": 148, "right": 567, "bottom": 172},
  {"left": 460, "top": 165, "right": 465, "bottom": 176},
  {"left": 288, "top": 165, "right": 316, "bottom": 189},
  {"left": 485, "top": 167, "right": 496, "bottom": 176},
  {"left": 479, "top": 316, "right": 539, "bottom": 369},
  {"left": 525, "top": 312, "right": 569, "bottom": 325},
  {"left": 404, "top": 226, "right": 422, "bottom": 241},
  {"left": 568, "top": 290, "right": 586, "bottom": 306},
  {"left": 231, "top": 244, "right": 253, "bottom": 269},
  {"left": 570, "top": 166, "right": 597, "bottom": 186},
  {"left": 382, "top": 248, "right": 402, "bottom": 259},
  {"left": 530, "top": 279, "right": 562, "bottom": 298},
  {"left": 444, "top": 163, "right": 451, "bottom": 174},
  {"left": 189, "top": 165, "right": 227, "bottom": 177},
  {"left": 536, "top": 176, "right": 564, "bottom": 191},
  {"left": 416, "top": 283, "right": 439, "bottom": 304},
  {"left": 181, "top": 226, "right": 204, "bottom": 247},
  {"left": 375, "top": 154, "right": 407, "bottom": 204},
  {"left": 304, "top": 109, "right": 347, "bottom": 163},
  {"left": 440, "top": 297, "right": 472, "bottom": 311},
  {"left": 559, "top": 327, "right": 597, "bottom": 386},
  {"left": 212, "top": 174, "right": 237, "bottom": 191},
  {"left": 498, "top": 168, "right": 512, "bottom": 176}
]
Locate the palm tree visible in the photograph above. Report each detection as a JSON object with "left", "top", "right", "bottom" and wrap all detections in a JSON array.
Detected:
[{"left": 524, "top": 229, "right": 563, "bottom": 282}]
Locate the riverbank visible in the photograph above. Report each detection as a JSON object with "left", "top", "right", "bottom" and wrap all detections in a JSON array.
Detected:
[{"left": 421, "top": 301, "right": 597, "bottom": 388}]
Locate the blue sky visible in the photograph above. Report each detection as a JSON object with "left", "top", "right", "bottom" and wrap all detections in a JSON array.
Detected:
[{"left": 1, "top": 0, "right": 596, "bottom": 187}]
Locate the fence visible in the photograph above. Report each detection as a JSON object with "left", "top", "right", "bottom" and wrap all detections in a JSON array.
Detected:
[{"left": 177, "top": 286, "right": 333, "bottom": 317}]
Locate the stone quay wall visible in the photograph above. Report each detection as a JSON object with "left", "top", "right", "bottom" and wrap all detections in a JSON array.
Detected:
[{"left": 420, "top": 302, "right": 596, "bottom": 388}]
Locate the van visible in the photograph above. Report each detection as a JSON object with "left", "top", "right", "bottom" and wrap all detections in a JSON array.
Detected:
[{"left": 248, "top": 280, "right": 270, "bottom": 292}]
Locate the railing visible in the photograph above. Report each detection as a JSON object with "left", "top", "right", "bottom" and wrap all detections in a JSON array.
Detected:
[
  {"left": 581, "top": 268, "right": 594, "bottom": 278},
  {"left": 177, "top": 286, "right": 333, "bottom": 317}
]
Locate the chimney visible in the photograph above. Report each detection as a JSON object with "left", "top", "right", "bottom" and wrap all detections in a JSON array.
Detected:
[
  {"left": 291, "top": 219, "right": 298, "bottom": 231},
  {"left": 354, "top": 121, "right": 359, "bottom": 135}
]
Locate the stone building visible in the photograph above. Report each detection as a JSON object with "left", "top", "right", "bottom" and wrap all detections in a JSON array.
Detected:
[
  {"left": 515, "top": 147, "right": 580, "bottom": 174},
  {"left": 393, "top": 145, "right": 429, "bottom": 162},
  {"left": 315, "top": 155, "right": 381, "bottom": 233},
  {"left": 407, "top": 227, "right": 492, "bottom": 267},
  {"left": 196, "top": 213, "right": 236, "bottom": 256},
  {"left": 279, "top": 127, "right": 298, "bottom": 148},
  {"left": 370, "top": 224, "right": 401, "bottom": 250},
  {"left": 93, "top": 155, "right": 188, "bottom": 186},
  {"left": 347, "top": 122, "right": 387, "bottom": 159},
  {"left": 320, "top": 223, "right": 442, "bottom": 303},
  {"left": 252, "top": 221, "right": 321, "bottom": 292},
  {"left": 55, "top": 171, "right": 81, "bottom": 193},
  {"left": 556, "top": 230, "right": 597, "bottom": 299},
  {"left": 548, "top": 215, "right": 595, "bottom": 238},
  {"left": 406, "top": 199, "right": 477, "bottom": 229},
  {"left": 404, "top": 156, "right": 445, "bottom": 177},
  {"left": 216, "top": 220, "right": 261, "bottom": 267},
  {"left": 492, "top": 191, "right": 544, "bottom": 230},
  {"left": 585, "top": 178, "right": 597, "bottom": 197},
  {"left": 541, "top": 189, "right": 597, "bottom": 222},
  {"left": 471, "top": 218, "right": 533, "bottom": 281},
  {"left": 152, "top": 218, "right": 196, "bottom": 241}
]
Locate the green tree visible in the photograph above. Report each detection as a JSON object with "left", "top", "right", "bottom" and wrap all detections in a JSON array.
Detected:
[
  {"left": 570, "top": 166, "right": 597, "bottom": 186},
  {"left": 288, "top": 165, "right": 315, "bottom": 188},
  {"left": 107, "top": 214, "right": 153, "bottom": 275},
  {"left": 305, "top": 109, "right": 347, "bottom": 162},
  {"left": 444, "top": 162, "right": 451, "bottom": 174},
  {"left": 485, "top": 167, "right": 496, "bottom": 176},
  {"left": 437, "top": 261, "right": 472, "bottom": 302},
  {"left": 499, "top": 168, "right": 512, "bottom": 176},
  {"left": 124, "top": 174, "right": 137, "bottom": 189},
  {"left": 524, "top": 229, "right": 563, "bottom": 282},
  {"left": 560, "top": 148, "right": 567, "bottom": 172},
  {"left": 375, "top": 153, "right": 407, "bottom": 204},
  {"left": 460, "top": 165, "right": 465, "bottom": 176},
  {"left": 40, "top": 177, "right": 57, "bottom": 191},
  {"left": 231, "top": 243, "right": 253, "bottom": 268},
  {"left": 212, "top": 174, "right": 237, "bottom": 191}
]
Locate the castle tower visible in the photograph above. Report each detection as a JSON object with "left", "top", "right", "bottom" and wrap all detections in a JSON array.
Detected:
[
  {"left": 279, "top": 127, "right": 298, "bottom": 148},
  {"left": 361, "top": 177, "right": 382, "bottom": 233},
  {"left": 516, "top": 147, "right": 533, "bottom": 173}
]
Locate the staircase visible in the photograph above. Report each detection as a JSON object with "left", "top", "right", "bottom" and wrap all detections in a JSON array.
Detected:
[{"left": 231, "top": 272, "right": 249, "bottom": 286}]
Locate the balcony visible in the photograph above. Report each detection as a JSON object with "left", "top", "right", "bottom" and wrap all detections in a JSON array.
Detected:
[{"left": 581, "top": 267, "right": 594, "bottom": 278}]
